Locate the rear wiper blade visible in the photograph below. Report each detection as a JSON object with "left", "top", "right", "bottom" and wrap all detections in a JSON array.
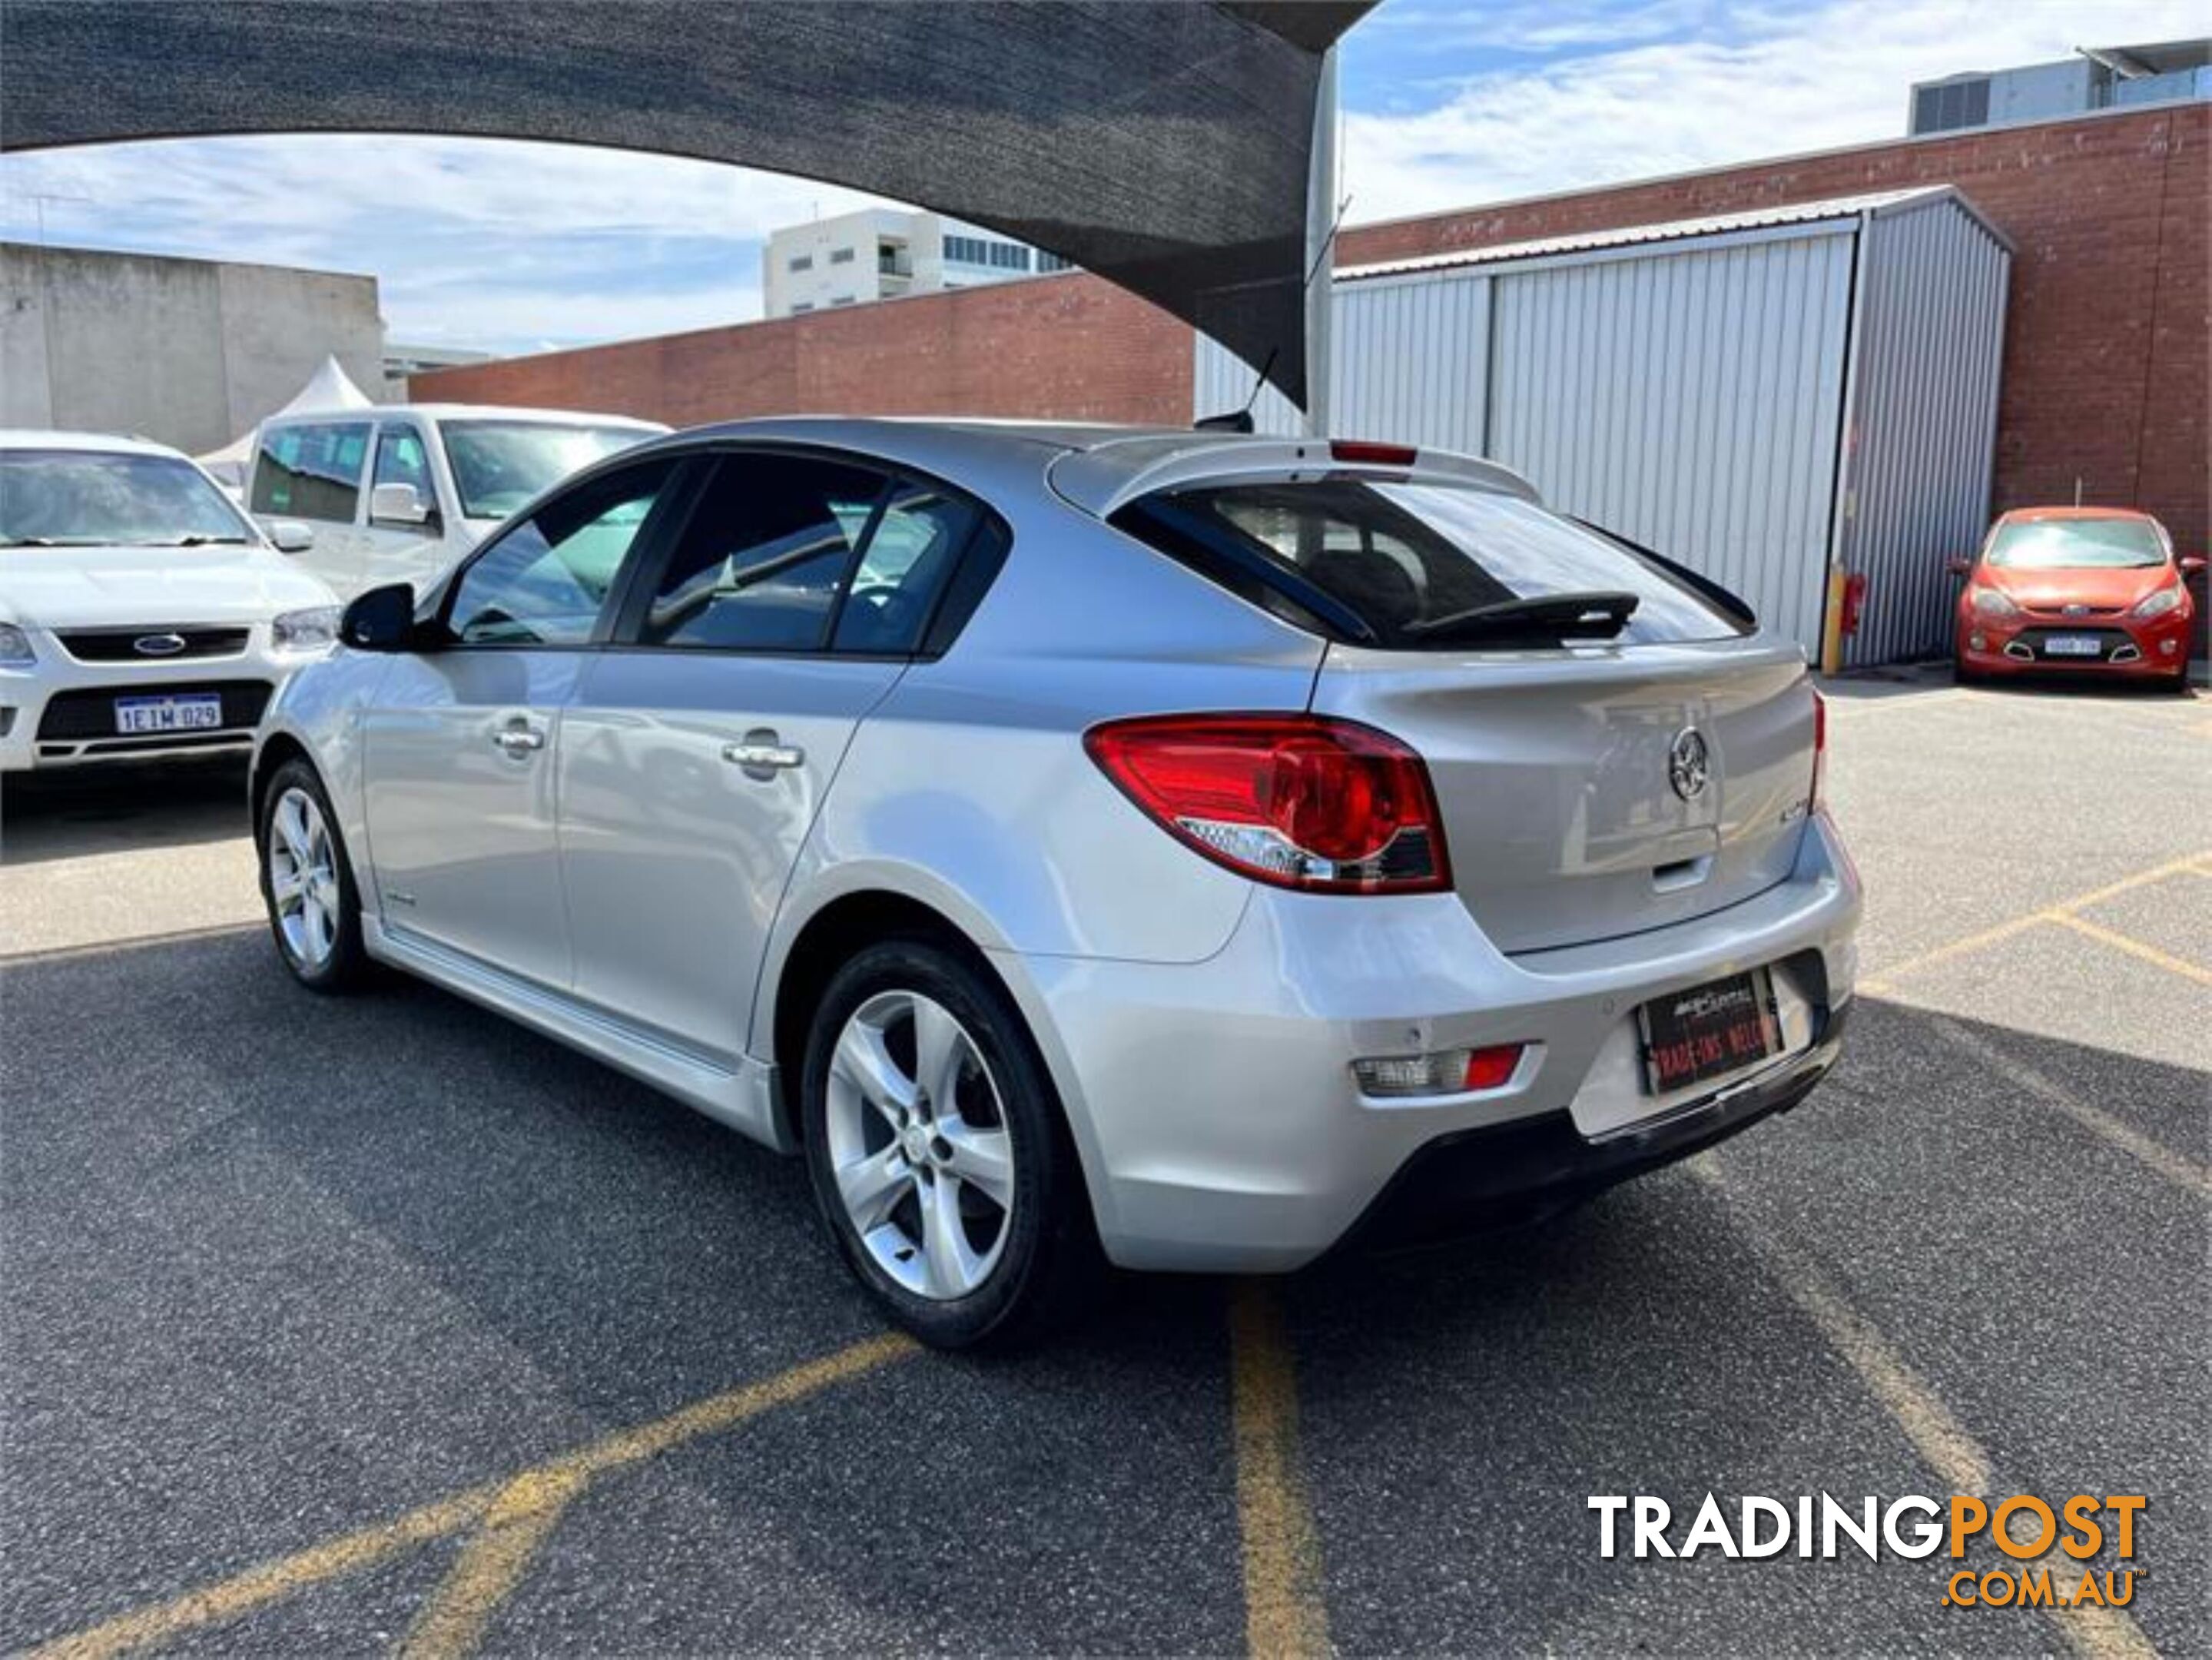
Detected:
[{"left": 1404, "top": 589, "right": 1640, "bottom": 642}]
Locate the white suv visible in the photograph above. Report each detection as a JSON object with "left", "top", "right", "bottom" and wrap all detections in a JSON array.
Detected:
[
  {"left": 0, "top": 430, "right": 341, "bottom": 772},
  {"left": 245, "top": 404, "right": 666, "bottom": 600}
]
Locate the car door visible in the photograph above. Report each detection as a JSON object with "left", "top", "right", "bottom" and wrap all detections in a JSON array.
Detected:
[
  {"left": 248, "top": 419, "right": 376, "bottom": 596},
  {"left": 361, "top": 418, "right": 459, "bottom": 596},
  {"left": 557, "top": 449, "right": 988, "bottom": 1065},
  {"left": 360, "top": 454, "right": 682, "bottom": 988}
]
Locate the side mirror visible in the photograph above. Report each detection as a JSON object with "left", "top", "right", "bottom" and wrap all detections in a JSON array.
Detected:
[
  {"left": 1946, "top": 556, "right": 1974, "bottom": 577},
  {"left": 2180, "top": 556, "right": 2208, "bottom": 578},
  {"left": 268, "top": 519, "right": 315, "bottom": 553},
  {"left": 340, "top": 583, "right": 420, "bottom": 652},
  {"left": 370, "top": 481, "right": 434, "bottom": 528}
]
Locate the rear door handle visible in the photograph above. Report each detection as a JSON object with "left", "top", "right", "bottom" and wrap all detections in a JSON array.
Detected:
[
  {"left": 722, "top": 730, "right": 804, "bottom": 778},
  {"left": 492, "top": 723, "right": 546, "bottom": 755}
]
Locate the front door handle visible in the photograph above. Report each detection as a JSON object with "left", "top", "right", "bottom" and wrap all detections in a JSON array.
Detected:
[
  {"left": 492, "top": 723, "right": 546, "bottom": 755},
  {"left": 722, "top": 729, "right": 804, "bottom": 779}
]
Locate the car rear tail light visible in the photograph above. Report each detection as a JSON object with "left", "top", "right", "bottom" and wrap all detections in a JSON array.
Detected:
[
  {"left": 1083, "top": 713, "right": 1452, "bottom": 893},
  {"left": 1328, "top": 440, "right": 1418, "bottom": 467},
  {"left": 1810, "top": 687, "right": 1828, "bottom": 812},
  {"left": 1354, "top": 1043, "right": 1526, "bottom": 1098}
]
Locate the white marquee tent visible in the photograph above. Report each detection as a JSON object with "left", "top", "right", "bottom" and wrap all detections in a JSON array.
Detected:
[{"left": 196, "top": 354, "right": 375, "bottom": 491}]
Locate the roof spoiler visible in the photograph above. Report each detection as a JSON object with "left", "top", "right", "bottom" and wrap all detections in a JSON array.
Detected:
[{"left": 1049, "top": 436, "right": 1541, "bottom": 520}]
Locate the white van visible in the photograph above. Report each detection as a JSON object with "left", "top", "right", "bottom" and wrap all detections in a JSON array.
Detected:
[{"left": 245, "top": 404, "right": 667, "bottom": 598}]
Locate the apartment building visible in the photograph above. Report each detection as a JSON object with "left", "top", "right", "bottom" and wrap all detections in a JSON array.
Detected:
[{"left": 762, "top": 208, "right": 1070, "bottom": 317}]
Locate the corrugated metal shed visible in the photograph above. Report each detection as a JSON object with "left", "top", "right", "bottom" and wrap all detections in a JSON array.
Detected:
[{"left": 1195, "top": 185, "right": 2012, "bottom": 666}]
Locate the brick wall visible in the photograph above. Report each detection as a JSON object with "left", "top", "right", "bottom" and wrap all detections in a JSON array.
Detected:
[
  {"left": 418, "top": 104, "right": 2207, "bottom": 553},
  {"left": 416, "top": 263, "right": 1191, "bottom": 427}
]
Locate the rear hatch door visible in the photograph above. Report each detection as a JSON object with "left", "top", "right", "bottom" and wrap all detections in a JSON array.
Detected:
[{"left": 1310, "top": 640, "right": 1816, "bottom": 954}]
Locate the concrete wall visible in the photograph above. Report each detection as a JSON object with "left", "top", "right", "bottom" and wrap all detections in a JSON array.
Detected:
[{"left": 0, "top": 243, "right": 385, "bottom": 454}]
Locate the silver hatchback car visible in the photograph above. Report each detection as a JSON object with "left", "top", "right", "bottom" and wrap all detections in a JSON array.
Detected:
[{"left": 253, "top": 420, "right": 1861, "bottom": 1348}]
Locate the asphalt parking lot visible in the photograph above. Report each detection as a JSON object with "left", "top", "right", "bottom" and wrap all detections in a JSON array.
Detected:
[{"left": 3, "top": 670, "right": 2207, "bottom": 1658}]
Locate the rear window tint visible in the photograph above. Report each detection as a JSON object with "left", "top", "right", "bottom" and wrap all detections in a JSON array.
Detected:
[{"left": 1115, "top": 480, "right": 1746, "bottom": 648}]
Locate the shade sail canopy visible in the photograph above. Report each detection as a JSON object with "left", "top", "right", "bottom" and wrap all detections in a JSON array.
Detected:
[{"left": 1, "top": 0, "right": 1371, "bottom": 408}]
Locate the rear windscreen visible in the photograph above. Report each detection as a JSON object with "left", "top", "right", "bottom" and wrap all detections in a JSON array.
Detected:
[{"left": 1113, "top": 479, "right": 1749, "bottom": 648}]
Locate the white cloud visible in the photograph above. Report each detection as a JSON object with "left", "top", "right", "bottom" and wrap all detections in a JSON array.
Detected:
[
  {"left": 1342, "top": 0, "right": 2210, "bottom": 224},
  {"left": 0, "top": 134, "right": 895, "bottom": 351}
]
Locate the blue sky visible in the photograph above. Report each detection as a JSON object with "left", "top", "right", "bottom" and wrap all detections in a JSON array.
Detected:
[{"left": 1, "top": 0, "right": 2198, "bottom": 356}]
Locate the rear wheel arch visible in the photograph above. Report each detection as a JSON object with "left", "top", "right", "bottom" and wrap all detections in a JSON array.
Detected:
[{"left": 770, "top": 890, "right": 1000, "bottom": 1144}]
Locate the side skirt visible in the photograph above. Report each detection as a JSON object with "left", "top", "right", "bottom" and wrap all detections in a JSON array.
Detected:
[{"left": 363, "top": 915, "right": 795, "bottom": 1154}]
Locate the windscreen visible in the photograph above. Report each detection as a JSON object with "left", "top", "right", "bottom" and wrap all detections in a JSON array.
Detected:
[
  {"left": 1116, "top": 479, "right": 1746, "bottom": 648},
  {"left": 1985, "top": 518, "right": 2165, "bottom": 570},
  {"left": 440, "top": 423, "right": 655, "bottom": 521},
  {"left": 0, "top": 450, "right": 254, "bottom": 548}
]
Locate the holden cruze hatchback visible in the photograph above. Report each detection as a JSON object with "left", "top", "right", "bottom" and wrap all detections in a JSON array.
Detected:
[{"left": 252, "top": 420, "right": 1861, "bottom": 1348}]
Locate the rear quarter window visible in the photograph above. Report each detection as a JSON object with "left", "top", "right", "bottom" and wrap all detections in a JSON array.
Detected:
[{"left": 1114, "top": 479, "right": 1747, "bottom": 649}]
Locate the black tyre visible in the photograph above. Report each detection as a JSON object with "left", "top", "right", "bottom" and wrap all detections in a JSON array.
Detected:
[
  {"left": 257, "top": 757, "right": 373, "bottom": 992},
  {"left": 801, "top": 938, "right": 1098, "bottom": 1350}
]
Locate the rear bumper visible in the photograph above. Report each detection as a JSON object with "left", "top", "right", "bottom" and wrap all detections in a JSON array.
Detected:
[
  {"left": 1343, "top": 1004, "right": 1846, "bottom": 1251},
  {"left": 1000, "top": 812, "right": 1862, "bottom": 1273}
]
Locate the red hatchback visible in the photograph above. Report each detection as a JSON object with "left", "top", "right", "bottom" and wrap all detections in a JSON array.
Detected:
[{"left": 1953, "top": 508, "right": 2202, "bottom": 689}]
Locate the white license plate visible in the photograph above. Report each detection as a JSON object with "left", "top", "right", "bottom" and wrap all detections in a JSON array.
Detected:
[
  {"left": 114, "top": 694, "right": 224, "bottom": 734},
  {"left": 2043, "top": 636, "right": 2103, "bottom": 657}
]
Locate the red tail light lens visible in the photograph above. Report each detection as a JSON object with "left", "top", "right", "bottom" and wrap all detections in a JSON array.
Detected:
[
  {"left": 1811, "top": 687, "right": 1828, "bottom": 812},
  {"left": 1083, "top": 714, "right": 1452, "bottom": 894}
]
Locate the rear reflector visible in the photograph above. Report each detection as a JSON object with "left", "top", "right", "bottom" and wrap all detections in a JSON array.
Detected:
[
  {"left": 1461, "top": 1044, "right": 1523, "bottom": 1091},
  {"left": 1354, "top": 1043, "right": 1526, "bottom": 1098},
  {"left": 1084, "top": 713, "right": 1451, "bottom": 893},
  {"left": 1329, "top": 440, "right": 1418, "bottom": 467}
]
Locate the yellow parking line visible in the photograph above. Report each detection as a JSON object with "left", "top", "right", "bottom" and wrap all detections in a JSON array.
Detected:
[
  {"left": 1690, "top": 1163, "right": 2157, "bottom": 1660},
  {"left": 27, "top": 1487, "right": 501, "bottom": 1660},
  {"left": 2050, "top": 911, "right": 2212, "bottom": 988},
  {"left": 27, "top": 1333, "right": 917, "bottom": 1660},
  {"left": 398, "top": 1467, "right": 589, "bottom": 1660},
  {"left": 1860, "top": 850, "right": 2212, "bottom": 995},
  {"left": 1929, "top": 1016, "right": 2211, "bottom": 1200},
  {"left": 1690, "top": 1162, "right": 1990, "bottom": 1488},
  {"left": 1229, "top": 1280, "right": 1329, "bottom": 1660}
]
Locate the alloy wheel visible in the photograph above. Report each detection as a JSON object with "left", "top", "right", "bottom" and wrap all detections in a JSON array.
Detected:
[
  {"left": 268, "top": 785, "right": 340, "bottom": 969},
  {"left": 824, "top": 988, "right": 1016, "bottom": 1300}
]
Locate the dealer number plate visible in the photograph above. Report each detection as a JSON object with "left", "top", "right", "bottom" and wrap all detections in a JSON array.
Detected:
[
  {"left": 1637, "top": 968, "right": 1782, "bottom": 1094},
  {"left": 2042, "top": 636, "right": 2103, "bottom": 657},
  {"left": 114, "top": 693, "right": 224, "bottom": 735}
]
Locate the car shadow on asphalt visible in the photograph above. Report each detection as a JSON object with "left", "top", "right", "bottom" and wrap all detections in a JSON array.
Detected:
[{"left": 0, "top": 756, "right": 251, "bottom": 865}]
